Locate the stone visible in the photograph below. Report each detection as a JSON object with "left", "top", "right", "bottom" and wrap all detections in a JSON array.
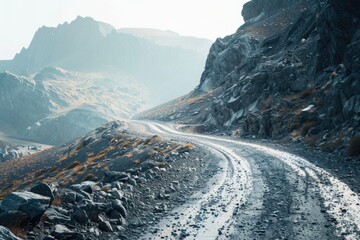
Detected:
[
  {"left": 30, "top": 183, "right": 54, "bottom": 201},
  {"left": 43, "top": 236, "right": 56, "bottom": 240},
  {"left": 112, "top": 200, "right": 127, "bottom": 218},
  {"left": 63, "top": 191, "right": 77, "bottom": 204},
  {"left": 52, "top": 224, "right": 85, "bottom": 240},
  {"left": 44, "top": 207, "right": 71, "bottom": 223},
  {"left": 111, "top": 190, "right": 124, "bottom": 200},
  {"left": 0, "top": 226, "right": 22, "bottom": 240},
  {"left": 99, "top": 221, "right": 113, "bottom": 232},
  {"left": 74, "top": 208, "right": 88, "bottom": 224},
  {"left": 127, "top": 178, "right": 137, "bottom": 186},
  {"left": 103, "top": 171, "right": 128, "bottom": 183},
  {"left": 0, "top": 191, "right": 50, "bottom": 221}
]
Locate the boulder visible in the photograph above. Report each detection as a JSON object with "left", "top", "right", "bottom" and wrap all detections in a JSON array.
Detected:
[
  {"left": 112, "top": 200, "right": 127, "bottom": 218},
  {"left": 73, "top": 208, "right": 88, "bottom": 224},
  {"left": 44, "top": 207, "right": 71, "bottom": 224},
  {"left": 103, "top": 171, "right": 128, "bottom": 183},
  {"left": 30, "top": 183, "right": 54, "bottom": 201},
  {"left": 0, "top": 226, "right": 22, "bottom": 240},
  {"left": 52, "top": 224, "right": 85, "bottom": 240},
  {"left": 0, "top": 191, "right": 50, "bottom": 221},
  {"left": 99, "top": 221, "right": 113, "bottom": 232}
]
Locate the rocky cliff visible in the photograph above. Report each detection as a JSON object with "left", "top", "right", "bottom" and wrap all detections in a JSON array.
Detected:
[{"left": 137, "top": 0, "right": 360, "bottom": 154}]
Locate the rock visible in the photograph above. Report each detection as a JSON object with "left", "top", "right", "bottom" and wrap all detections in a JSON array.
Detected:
[
  {"left": 43, "top": 236, "right": 56, "bottom": 240},
  {"left": 140, "top": 160, "right": 157, "bottom": 172},
  {"left": 127, "top": 178, "right": 137, "bottom": 186},
  {"left": 99, "top": 221, "right": 113, "bottom": 232},
  {"left": 0, "top": 226, "right": 22, "bottom": 240},
  {"left": 73, "top": 208, "right": 88, "bottom": 224},
  {"left": 111, "top": 190, "right": 124, "bottom": 200},
  {"left": 71, "top": 181, "right": 96, "bottom": 194},
  {"left": 0, "top": 210, "right": 28, "bottom": 227},
  {"left": 0, "top": 191, "right": 50, "bottom": 221},
  {"left": 52, "top": 224, "right": 85, "bottom": 240},
  {"left": 291, "top": 78, "right": 308, "bottom": 92},
  {"left": 63, "top": 191, "right": 77, "bottom": 204},
  {"left": 103, "top": 171, "right": 128, "bottom": 183},
  {"left": 30, "top": 182, "right": 54, "bottom": 201},
  {"left": 44, "top": 207, "right": 71, "bottom": 223},
  {"left": 118, "top": 234, "right": 128, "bottom": 240},
  {"left": 112, "top": 200, "right": 127, "bottom": 218}
]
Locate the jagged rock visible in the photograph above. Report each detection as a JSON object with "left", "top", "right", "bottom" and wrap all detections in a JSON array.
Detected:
[
  {"left": 52, "top": 224, "right": 85, "bottom": 240},
  {"left": 0, "top": 191, "right": 50, "bottom": 221},
  {"left": 44, "top": 207, "right": 71, "bottom": 223},
  {"left": 112, "top": 200, "right": 127, "bottom": 218},
  {"left": 73, "top": 208, "right": 88, "bottom": 224},
  {"left": 30, "top": 183, "right": 54, "bottom": 201},
  {"left": 127, "top": 178, "right": 137, "bottom": 186},
  {"left": 0, "top": 226, "right": 22, "bottom": 240},
  {"left": 110, "top": 190, "right": 124, "bottom": 200},
  {"left": 103, "top": 171, "right": 128, "bottom": 183},
  {"left": 99, "top": 221, "right": 113, "bottom": 232},
  {"left": 63, "top": 191, "right": 77, "bottom": 204}
]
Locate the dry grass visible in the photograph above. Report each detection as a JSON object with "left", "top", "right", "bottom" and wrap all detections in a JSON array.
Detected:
[
  {"left": 304, "top": 136, "right": 317, "bottom": 147},
  {"left": 101, "top": 186, "right": 111, "bottom": 192},
  {"left": 67, "top": 161, "right": 81, "bottom": 169},
  {"left": 301, "top": 121, "right": 317, "bottom": 136},
  {"left": 52, "top": 197, "right": 63, "bottom": 206},
  {"left": 349, "top": 136, "right": 360, "bottom": 157},
  {"left": 9, "top": 225, "right": 27, "bottom": 239},
  {"left": 83, "top": 173, "right": 96, "bottom": 181},
  {"left": 122, "top": 141, "right": 131, "bottom": 147},
  {"left": 300, "top": 86, "right": 316, "bottom": 99},
  {"left": 183, "top": 143, "right": 194, "bottom": 149}
]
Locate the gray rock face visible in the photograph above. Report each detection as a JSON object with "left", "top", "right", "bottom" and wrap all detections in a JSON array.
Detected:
[
  {"left": 0, "top": 191, "right": 50, "bottom": 221},
  {"left": 188, "top": 0, "right": 360, "bottom": 146},
  {"left": 0, "top": 226, "right": 22, "bottom": 240}
]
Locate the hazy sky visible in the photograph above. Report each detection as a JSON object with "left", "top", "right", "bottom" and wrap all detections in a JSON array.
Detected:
[{"left": 0, "top": 0, "right": 248, "bottom": 60}]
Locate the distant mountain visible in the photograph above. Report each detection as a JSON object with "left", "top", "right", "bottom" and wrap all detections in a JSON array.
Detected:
[
  {"left": 1, "top": 16, "right": 211, "bottom": 104},
  {"left": 0, "top": 68, "right": 148, "bottom": 145},
  {"left": 117, "top": 28, "right": 212, "bottom": 55}
]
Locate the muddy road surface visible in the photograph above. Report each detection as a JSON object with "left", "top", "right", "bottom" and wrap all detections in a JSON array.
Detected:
[{"left": 125, "top": 121, "right": 360, "bottom": 240}]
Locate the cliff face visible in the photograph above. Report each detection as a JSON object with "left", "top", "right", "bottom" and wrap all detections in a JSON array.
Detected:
[
  {"left": 138, "top": 0, "right": 360, "bottom": 153},
  {"left": 197, "top": 0, "right": 360, "bottom": 150}
]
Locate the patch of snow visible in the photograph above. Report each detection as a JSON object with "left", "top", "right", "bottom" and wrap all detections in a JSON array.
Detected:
[{"left": 301, "top": 104, "right": 314, "bottom": 112}]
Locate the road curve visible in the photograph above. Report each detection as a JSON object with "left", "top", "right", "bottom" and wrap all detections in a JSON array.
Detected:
[{"left": 126, "top": 120, "right": 360, "bottom": 240}]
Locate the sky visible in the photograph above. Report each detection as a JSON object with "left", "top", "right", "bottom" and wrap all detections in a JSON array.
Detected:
[{"left": 0, "top": 0, "right": 248, "bottom": 60}]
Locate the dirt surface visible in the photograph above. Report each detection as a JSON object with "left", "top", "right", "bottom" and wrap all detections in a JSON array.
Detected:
[{"left": 125, "top": 120, "right": 360, "bottom": 240}]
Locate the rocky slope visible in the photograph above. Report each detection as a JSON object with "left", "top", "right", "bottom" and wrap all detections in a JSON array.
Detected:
[
  {"left": 0, "top": 121, "right": 217, "bottom": 240},
  {"left": 136, "top": 0, "right": 360, "bottom": 156},
  {"left": 0, "top": 68, "right": 147, "bottom": 145}
]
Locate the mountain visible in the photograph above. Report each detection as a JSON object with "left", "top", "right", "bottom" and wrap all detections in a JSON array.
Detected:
[
  {"left": 0, "top": 16, "right": 212, "bottom": 145},
  {"left": 0, "top": 68, "right": 148, "bottom": 145},
  {"left": 117, "top": 28, "right": 212, "bottom": 55},
  {"left": 135, "top": 0, "right": 360, "bottom": 155},
  {"left": 1, "top": 16, "right": 211, "bottom": 104}
]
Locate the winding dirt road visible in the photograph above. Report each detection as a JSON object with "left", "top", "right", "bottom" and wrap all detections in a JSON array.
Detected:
[{"left": 127, "top": 120, "right": 360, "bottom": 240}]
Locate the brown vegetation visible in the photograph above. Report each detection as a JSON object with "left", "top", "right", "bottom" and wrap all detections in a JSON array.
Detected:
[
  {"left": 349, "top": 136, "right": 360, "bottom": 157},
  {"left": 301, "top": 121, "right": 317, "bottom": 136}
]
